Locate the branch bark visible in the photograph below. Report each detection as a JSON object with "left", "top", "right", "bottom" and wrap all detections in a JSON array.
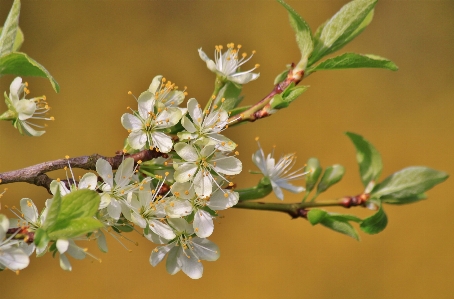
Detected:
[{"left": 0, "top": 149, "right": 166, "bottom": 193}]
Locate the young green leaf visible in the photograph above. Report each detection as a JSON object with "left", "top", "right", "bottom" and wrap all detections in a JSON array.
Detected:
[
  {"left": 316, "top": 164, "right": 345, "bottom": 194},
  {"left": 381, "top": 193, "right": 427, "bottom": 205},
  {"left": 308, "top": 53, "right": 398, "bottom": 73},
  {"left": 274, "top": 68, "right": 289, "bottom": 85},
  {"left": 277, "top": 0, "right": 313, "bottom": 60},
  {"left": 282, "top": 85, "right": 308, "bottom": 103},
  {"left": 345, "top": 132, "right": 383, "bottom": 188},
  {"left": 360, "top": 200, "right": 387, "bottom": 234},
  {"left": 217, "top": 81, "right": 243, "bottom": 111},
  {"left": 0, "top": 27, "right": 23, "bottom": 52},
  {"left": 305, "top": 157, "right": 322, "bottom": 193},
  {"left": 309, "top": 0, "right": 377, "bottom": 65},
  {"left": 307, "top": 208, "right": 327, "bottom": 225},
  {"left": 47, "top": 218, "right": 103, "bottom": 240},
  {"left": 41, "top": 189, "right": 62, "bottom": 231},
  {"left": 0, "top": 52, "right": 60, "bottom": 93},
  {"left": 0, "top": 0, "right": 21, "bottom": 57},
  {"left": 320, "top": 217, "right": 360, "bottom": 240},
  {"left": 371, "top": 166, "right": 449, "bottom": 199}
]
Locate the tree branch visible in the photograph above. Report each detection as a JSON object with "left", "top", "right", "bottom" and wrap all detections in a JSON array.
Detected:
[{"left": 0, "top": 149, "right": 167, "bottom": 193}]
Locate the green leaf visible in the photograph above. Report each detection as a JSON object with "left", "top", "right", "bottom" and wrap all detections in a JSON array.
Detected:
[
  {"left": 346, "top": 132, "right": 383, "bottom": 188},
  {"left": 228, "top": 105, "right": 251, "bottom": 117},
  {"left": 0, "top": 52, "right": 60, "bottom": 93},
  {"left": 237, "top": 177, "right": 273, "bottom": 201},
  {"left": 277, "top": 0, "right": 313, "bottom": 59},
  {"left": 381, "top": 193, "right": 427, "bottom": 205},
  {"left": 360, "top": 200, "right": 387, "bottom": 234},
  {"left": 47, "top": 217, "right": 103, "bottom": 240},
  {"left": 0, "top": 27, "right": 23, "bottom": 52},
  {"left": 305, "top": 157, "right": 322, "bottom": 193},
  {"left": 316, "top": 164, "right": 345, "bottom": 194},
  {"left": 282, "top": 85, "right": 308, "bottom": 103},
  {"left": 320, "top": 217, "right": 359, "bottom": 240},
  {"left": 0, "top": 0, "right": 21, "bottom": 57},
  {"left": 309, "top": 53, "right": 398, "bottom": 73},
  {"left": 309, "top": 0, "right": 377, "bottom": 65},
  {"left": 57, "top": 189, "right": 101, "bottom": 221},
  {"left": 307, "top": 208, "right": 327, "bottom": 225},
  {"left": 371, "top": 166, "right": 449, "bottom": 199},
  {"left": 270, "top": 94, "right": 288, "bottom": 109},
  {"left": 42, "top": 188, "right": 62, "bottom": 231},
  {"left": 217, "top": 81, "right": 243, "bottom": 111},
  {"left": 33, "top": 228, "right": 49, "bottom": 249},
  {"left": 274, "top": 68, "right": 289, "bottom": 85},
  {"left": 328, "top": 212, "right": 362, "bottom": 223}
]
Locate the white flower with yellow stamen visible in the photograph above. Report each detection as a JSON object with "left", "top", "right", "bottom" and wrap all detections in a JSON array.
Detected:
[
  {"left": 148, "top": 218, "right": 220, "bottom": 279},
  {"left": 252, "top": 139, "right": 307, "bottom": 200},
  {"left": 121, "top": 90, "right": 182, "bottom": 152},
  {"left": 178, "top": 98, "right": 236, "bottom": 151},
  {"left": 173, "top": 143, "right": 242, "bottom": 198},
  {"left": 0, "top": 214, "right": 30, "bottom": 271},
  {"left": 198, "top": 43, "right": 260, "bottom": 85},
  {"left": 0, "top": 77, "right": 54, "bottom": 136},
  {"left": 96, "top": 158, "right": 149, "bottom": 220},
  {"left": 148, "top": 75, "right": 188, "bottom": 115},
  {"left": 121, "top": 178, "right": 175, "bottom": 240}
]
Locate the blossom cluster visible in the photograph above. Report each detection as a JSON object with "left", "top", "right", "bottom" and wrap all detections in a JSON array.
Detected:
[{"left": 0, "top": 45, "right": 306, "bottom": 279}]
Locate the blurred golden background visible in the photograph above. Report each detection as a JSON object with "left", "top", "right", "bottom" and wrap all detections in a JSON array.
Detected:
[{"left": 0, "top": 0, "right": 453, "bottom": 298}]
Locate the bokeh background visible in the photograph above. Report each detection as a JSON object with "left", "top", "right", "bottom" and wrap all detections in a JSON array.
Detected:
[{"left": 0, "top": 1, "right": 453, "bottom": 298}]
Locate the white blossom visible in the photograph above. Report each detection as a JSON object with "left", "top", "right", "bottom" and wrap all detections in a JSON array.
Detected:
[
  {"left": 178, "top": 98, "right": 236, "bottom": 151},
  {"left": 0, "top": 214, "right": 29, "bottom": 271},
  {"left": 173, "top": 143, "right": 242, "bottom": 198},
  {"left": 121, "top": 90, "right": 182, "bottom": 152},
  {"left": 1, "top": 77, "right": 54, "bottom": 136},
  {"left": 198, "top": 43, "right": 260, "bottom": 85},
  {"left": 252, "top": 141, "right": 306, "bottom": 200},
  {"left": 148, "top": 218, "right": 220, "bottom": 279}
]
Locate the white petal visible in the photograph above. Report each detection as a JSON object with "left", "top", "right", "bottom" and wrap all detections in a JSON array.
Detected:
[
  {"left": 107, "top": 199, "right": 122, "bottom": 220},
  {"left": 212, "top": 156, "right": 242, "bottom": 175},
  {"left": 114, "top": 158, "right": 134, "bottom": 187},
  {"left": 187, "top": 98, "right": 203, "bottom": 128},
  {"left": 131, "top": 213, "right": 147, "bottom": 228},
  {"left": 128, "top": 130, "right": 148, "bottom": 150},
  {"left": 149, "top": 219, "right": 176, "bottom": 240},
  {"left": 0, "top": 215, "right": 8, "bottom": 237},
  {"left": 15, "top": 100, "right": 36, "bottom": 120},
  {"left": 151, "top": 131, "right": 173, "bottom": 153},
  {"left": 174, "top": 163, "right": 198, "bottom": 183},
  {"left": 78, "top": 173, "right": 97, "bottom": 190},
  {"left": 180, "top": 247, "right": 203, "bottom": 279},
  {"left": 97, "top": 231, "right": 108, "bottom": 253},
  {"left": 59, "top": 253, "right": 72, "bottom": 271},
  {"left": 138, "top": 91, "right": 155, "bottom": 119},
  {"left": 193, "top": 170, "right": 212, "bottom": 198},
  {"left": 207, "top": 133, "right": 237, "bottom": 151},
  {"left": 9, "top": 77, "right": 22, "bottom": 102},
  {"left": 96, "top": 158, "right": 114, "bottom": 187},
  {"left": 121, "top": 113, "right": 143, "bottom": 131},
  {"left": 192, "top": 237, "right": 220, "bottom": 261},
  {"left": 181, "top": 116, "right": 197, "bottom": 133},
  {"left": 193, "top": 209, "right": 214, "bottom": 238},
  {"left": 170, "top": 182, "right": 194, "bottom": 200},
  {"left": 167, "top": 218, "right": 193, "bottom": 234},
  {"left": 56, "top": 239, "right": 69, "bottom": 254},
  {"left": 277, "top": 181, "right": 305, "bottom": 194},
  {"left": 17, "top": 121, "right": 45, "bottom": 136},
  {"left": 155, "top": 108, "right": 182, "bottom": 129},
  {"left": 0, "top": 247, "right": 30, "bottom": 271},
  {"left": 166, "top": 246, "right": 181, "bottom": 275},
  {"left": 165, "top": 198, "right": 193, "bottom": 218},
  {"left": 228, "top": 72, "right": 260, "bottom": 84},
  {"left": 207, "top": 189, "right": 239, "bottom": 210},
  {"left": 148, "top": 75, "right": 163, "bottom": 93},
  {"left": 174, "top": 143, "right": 198, "bottom": 162},
  {"left": 271, "top": 181, "right": 284, "bottom": 200},
  {"left": 150, "top": 244, "right": 172, "bottom": 267},
  {"left": 19, "top": 198, "right": 38, "bottom": 223},
  {"left": 252, "top": 149, "right": 268, "bottom": 175},
  {"left": 145, "top": 230, "right": 169, "bottom": 245},
  {"left": 200, "top": 144, "right": 216, "bottom": 158},
  {"left": 66, "top": 240, "right": 86, "bottom": 260},
  {"left": 198, "top": 48, "right": 210, "bottom": 62}
]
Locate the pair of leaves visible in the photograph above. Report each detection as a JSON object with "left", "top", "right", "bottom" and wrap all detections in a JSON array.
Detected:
[
  {"left": 34, "top": 189, "right": 103, "bottom": 248},
  {"left": 303, "top": 157, "right": 345, "bottom": 201},
  {"left": 270, "top": 84, "right": 308, "bottom": 110},
  {"left": 278, "top": 0, "right": 397, "bottom": 78},
  {"left": 307, "top": 200, "right": 387, "bottom": 240},
  {"left": 347, "top": 132, "right": 448, "bottom": 205},
  {"left": 0, "top": 0, "right": 59, "bottom": 92}
]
